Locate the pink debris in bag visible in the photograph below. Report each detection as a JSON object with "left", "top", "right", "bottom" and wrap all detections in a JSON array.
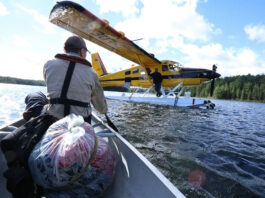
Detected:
[
  {"left": 44, "top": 115, "right": 95, "bottom": 170},
  {"left": 91, "top": 137, "right": 116, "bottom": 178}
]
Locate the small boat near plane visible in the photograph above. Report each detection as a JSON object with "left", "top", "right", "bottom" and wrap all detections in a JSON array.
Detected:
[{"left": 0, "top": 112, "right": 186, "bottom": 198}]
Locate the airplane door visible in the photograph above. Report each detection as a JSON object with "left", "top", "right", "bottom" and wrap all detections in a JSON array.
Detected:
[
  {"left": 124, "top": 77, "right": 131, "bottom": 88},
  {"left": 124, "top": 71, "right": 131, "bottom": 88}
]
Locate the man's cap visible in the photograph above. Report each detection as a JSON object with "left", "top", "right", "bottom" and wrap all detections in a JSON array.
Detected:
[{"left": 64, "top": 35, "right": 89, "bottom": 52}]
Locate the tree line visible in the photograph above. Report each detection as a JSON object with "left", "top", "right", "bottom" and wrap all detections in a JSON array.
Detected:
[
  {"left": 0, "top": 76, "right": 45, "bottom": 86},
  {"left": 1, "top": 74, "right": 264, "bottom": 102},
  {"left": 186, "top": 74, "right": 265, "bottom": 102}
]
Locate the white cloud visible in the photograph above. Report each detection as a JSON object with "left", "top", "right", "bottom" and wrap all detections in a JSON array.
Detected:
[
  {"left": 112, "top": 0, "right": 215, "bottom": 42},
  {"left": 15, "top": 4, "right": 56, "bottom": 35},
  {"left": 178, "top": 42, "right": 265, "bottom": 76},
  {"left": 85, "top": 40, "right": 134, "bottom": 72},
  {"left": 0, "top": 31, "right": 68, "bottom": 80},
  {"left": 95, "top": 0, "right": 139, "bottom": 18},
  {"left": 97, "top": 0, "right": 218, "bottom": 64},
  {"left": 0, "top": 2, "right": 8, "bottom": 16},
  {"left": 12, "top": 34, "right": 30, "bottom": 47},
  {"left": 0, "top": 47, "right": 47, "bottom": 80},
  {"left": 92, "top": 0, "right": 265, "bottom": 76},
  {"left": 245, "top": 24, "right": 265, "bottom": 43}
]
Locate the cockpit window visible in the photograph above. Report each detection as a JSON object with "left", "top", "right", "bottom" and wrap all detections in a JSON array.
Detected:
[
  {"left": 162, "top": 65, "right": 168, "bottom": 71},
  {"left": 169, "top": 64, "right": 174, "bottom": 71},
  {"left": 174, "top": 62, "right": 184, "bottom": 67},
  {"left": 132, "top": 69, "right": 139, "bottom": 74},
  {"left": 125, "top": 71, "right": 131, "bottom": 75}
]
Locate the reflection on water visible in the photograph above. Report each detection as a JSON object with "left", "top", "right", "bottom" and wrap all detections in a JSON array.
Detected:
[
  {"left": 0, "top": 83, "right": 265, "bottom": 198},
  {"left": 0, "top": 84, "right": 46, "bottom": 125}
]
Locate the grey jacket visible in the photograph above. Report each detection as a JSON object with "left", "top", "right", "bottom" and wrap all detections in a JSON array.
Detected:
[{"left": 43, "top": 54, "right": 108, "bottom": 119}]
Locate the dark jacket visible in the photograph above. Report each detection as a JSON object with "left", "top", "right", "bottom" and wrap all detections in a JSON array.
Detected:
[{"left": 150, "top": 71, "right": 163, "bottom": 84}]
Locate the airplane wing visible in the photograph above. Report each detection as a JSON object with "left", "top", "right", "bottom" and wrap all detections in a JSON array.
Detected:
[{"left": 49, "top": 1, "right": 161, "bottom": 69}]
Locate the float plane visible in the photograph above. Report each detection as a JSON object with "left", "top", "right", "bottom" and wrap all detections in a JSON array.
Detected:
[{"left": 49, "top": 1, "right": 220, "bottom": 108}]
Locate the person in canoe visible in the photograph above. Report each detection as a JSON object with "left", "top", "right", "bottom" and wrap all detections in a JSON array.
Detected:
[{"left": 23, "top": 35, "right": 108, "bottom": 123}]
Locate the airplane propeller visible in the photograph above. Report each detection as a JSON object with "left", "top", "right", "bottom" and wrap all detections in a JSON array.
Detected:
[{"left": 210, "top": 64, "right": 218, "bottom": 97}]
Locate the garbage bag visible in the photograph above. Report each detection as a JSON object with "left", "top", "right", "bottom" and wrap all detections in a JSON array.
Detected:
[{"left": 28, "top": 114, "right": 115, "bottom": 198}]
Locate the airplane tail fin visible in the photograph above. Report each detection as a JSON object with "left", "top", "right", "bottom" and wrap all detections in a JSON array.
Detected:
[{"left": 91, "top": 52, "right": 108, "bottom": 76}]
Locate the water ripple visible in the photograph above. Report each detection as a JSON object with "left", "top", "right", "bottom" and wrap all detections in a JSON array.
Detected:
[
  {"left": 1, "top": 84, "right": 265, "bottom": 198},
  {"left": 108, "top": 99, "right": 265, "bottom": 198}
]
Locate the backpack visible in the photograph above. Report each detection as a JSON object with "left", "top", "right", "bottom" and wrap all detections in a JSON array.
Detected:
[{"left": 0, "top": 114, "right": 57, "bottom": 198}]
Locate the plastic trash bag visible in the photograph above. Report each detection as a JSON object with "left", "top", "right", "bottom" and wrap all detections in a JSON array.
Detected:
[{"left": 28, "top": 114, "right": 115, "bottom": 198}]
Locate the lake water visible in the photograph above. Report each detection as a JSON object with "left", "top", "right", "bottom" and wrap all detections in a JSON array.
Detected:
[{"left": 0, "top": 83, "right": 264, "bottom": 198}]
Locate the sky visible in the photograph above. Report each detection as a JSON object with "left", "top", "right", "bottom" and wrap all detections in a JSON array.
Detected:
[{"left": 0, "top": 0, "right": 265, "bottom": 80}]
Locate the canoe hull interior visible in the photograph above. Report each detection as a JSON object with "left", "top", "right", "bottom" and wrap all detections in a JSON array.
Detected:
[{"left": 0, "top": 115, "right": 185, "bottom": 198}]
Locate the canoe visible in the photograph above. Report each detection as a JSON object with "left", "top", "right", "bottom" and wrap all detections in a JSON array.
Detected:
[{"left": 0, "top": 113, "right": 185, "bottom": 198}]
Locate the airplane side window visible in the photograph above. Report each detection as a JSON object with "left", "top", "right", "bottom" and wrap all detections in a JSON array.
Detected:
[
  {"left": 125, "top": 71, "right": 131, "bottom": 75},
  {"left": 162, "top": 65, "right": 168, "bottom": 71},
  {"left": 132, "top": 69, "right": 139, "bottom": 74}
]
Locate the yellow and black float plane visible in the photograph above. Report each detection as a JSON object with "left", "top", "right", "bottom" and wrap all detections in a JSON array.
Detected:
[
  {"left": 91, "top": 52, "right": 220, "bottom": 95},
  {"left": 49, "top": 1, "right": 220, "bottom": 97}
]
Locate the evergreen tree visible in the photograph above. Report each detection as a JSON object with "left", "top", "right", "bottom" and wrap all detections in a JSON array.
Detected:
[{"left": 186, "top": 74, "right": 265, "bottom": 102}]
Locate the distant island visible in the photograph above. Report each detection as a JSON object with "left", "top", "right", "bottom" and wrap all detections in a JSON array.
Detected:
[
  {"left": 1, "top": 74, "right": 264, "bottom": 102},
  {"left": 0, "top": 76, "right": 45, "bottom": 86}
]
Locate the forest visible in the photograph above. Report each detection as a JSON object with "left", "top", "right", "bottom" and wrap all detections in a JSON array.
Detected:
[
  {"left": 1, "top": 74, "right": 264, "bottom": 102},
  {"left": 186, "top": 74, "right": 265, "bottom": 102},
  {"left": 0, "top": 76, "right": 45, "bottom": 86}
]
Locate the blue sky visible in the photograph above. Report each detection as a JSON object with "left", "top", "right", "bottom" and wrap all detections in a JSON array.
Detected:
[{"left": 0, "top": 0, "right": 264, "bottom": 80}]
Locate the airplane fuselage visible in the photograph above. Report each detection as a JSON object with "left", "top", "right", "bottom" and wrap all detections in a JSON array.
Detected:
[{"left": 98, "top": 60, "right": 220, "bottom": 89}]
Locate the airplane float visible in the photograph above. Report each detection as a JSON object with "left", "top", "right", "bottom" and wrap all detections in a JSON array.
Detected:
[{"left": 49, "top": 1, "right": 221, "bottom": 108}]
